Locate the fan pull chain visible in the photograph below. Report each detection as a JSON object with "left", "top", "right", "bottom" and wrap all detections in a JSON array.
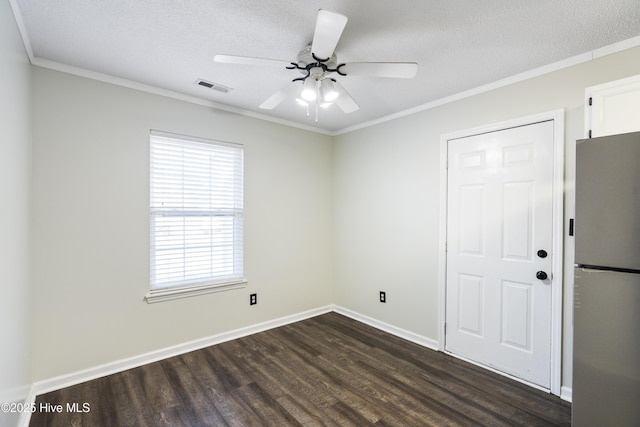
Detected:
[{"left": 315, "top": 81, "right": 320, "bottom": 122}]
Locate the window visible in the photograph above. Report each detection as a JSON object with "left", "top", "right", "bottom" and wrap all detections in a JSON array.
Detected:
[{"left": 146, "top": 130, "right": 244, "bottom": 303}]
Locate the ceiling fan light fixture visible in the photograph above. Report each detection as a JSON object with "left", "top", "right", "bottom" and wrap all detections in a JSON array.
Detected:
[
  {"left": 300, "top": 77, "right": 317, "bottom": 101},
  {"left": 215, "top": 10, "right": 413, "bottom": 117},
  {"left": 320, "top": 78, "right": 339, "bottom": 102}
]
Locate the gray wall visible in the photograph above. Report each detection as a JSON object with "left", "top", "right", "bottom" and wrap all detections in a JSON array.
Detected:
[
  {"left": 30, "top": 68, "right": 334, "bottom": 381},
  {"left": 0, "top": 1, "right": 31, "bottom": 425},
  {"left": 333, "top": 45, "right": 640, "bottom": 394},
  {"left": 9, "top": 7, "right": 640, "bottom": 401}
]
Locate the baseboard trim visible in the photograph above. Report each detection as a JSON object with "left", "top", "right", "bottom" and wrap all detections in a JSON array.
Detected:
[
  {"left": 332, "top": 305, "right": 439, "bottom": 351},
  {"left": 33, "top": 305, "right": 333, "bottom": 396},
  {"left": 30, "top": 305, "right": 570, "bottom": 404},
  {"left": 334, "top": 306, "right": 576, "bottom": 401},
  {"left": 16, "top": 384, "right": 36, "bottom": 427}
]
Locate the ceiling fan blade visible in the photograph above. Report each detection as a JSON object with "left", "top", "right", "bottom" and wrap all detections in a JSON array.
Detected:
[
  {"left": 333, "top": 81, "right": 359, "bottom": 113},
  {"left": 311, "top": 10, "right": 348, "bottom": 60},
  {"left": 339, "top": 62, "right": 418, "bottom": 78},
  {"left": 259, "top": 82, "right": 301, "bottom": 109},
  {"left": 214, "top": 54, "right": 291, "bottom": 68}
]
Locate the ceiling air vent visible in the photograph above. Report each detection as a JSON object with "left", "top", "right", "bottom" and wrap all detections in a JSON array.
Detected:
[{"left": 194, "top": 79, "right": 232, "bottom": 93}]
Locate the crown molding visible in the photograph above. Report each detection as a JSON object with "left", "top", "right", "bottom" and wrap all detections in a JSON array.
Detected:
[
  {"left": 334, "top": 35, "right": 640, "bottom": 135},
  {"left": 9, "top": 0, "right": 640, "bottom": 138}
]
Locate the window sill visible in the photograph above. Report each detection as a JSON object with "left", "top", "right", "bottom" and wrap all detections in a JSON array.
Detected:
[{"left": 144, "top": 279, "right": 247, "bottom": 304}]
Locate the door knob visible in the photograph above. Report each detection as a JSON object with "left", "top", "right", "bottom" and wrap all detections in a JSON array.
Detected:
[
  {"left": 536, "top": 271, "right": 548, "bottom": 280},
  {"left": 537, "top": 249, "right": 548, "bottom": 258}
]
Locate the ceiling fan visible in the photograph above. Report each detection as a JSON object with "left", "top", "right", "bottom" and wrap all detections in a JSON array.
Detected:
[{"left": 214, "top": 10, "right": 418, "bottom": 120}]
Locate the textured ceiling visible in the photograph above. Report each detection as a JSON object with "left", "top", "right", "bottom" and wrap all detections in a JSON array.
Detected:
[{"left": 12, "top": 0, "right": 640, "bottom": 133}]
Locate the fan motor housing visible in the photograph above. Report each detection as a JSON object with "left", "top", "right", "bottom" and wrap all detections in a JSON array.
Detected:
[{"left": 296, "top": 45, "right": 338, "bottom": 74}]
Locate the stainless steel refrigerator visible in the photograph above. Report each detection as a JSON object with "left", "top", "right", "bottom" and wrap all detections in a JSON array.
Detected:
[{"left": 573, "top": 131, "right": 640, "bottom": 426}]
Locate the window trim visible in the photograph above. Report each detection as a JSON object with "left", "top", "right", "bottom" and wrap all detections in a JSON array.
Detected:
[
  {"left": 144, "top": 279, "right": 247, "bottom": 303},
  {"left": 146, "top": 130, "right": 245, "bottom": 303}
]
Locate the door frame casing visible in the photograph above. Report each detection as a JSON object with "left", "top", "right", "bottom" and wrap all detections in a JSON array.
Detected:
[{"left": 437, "top": 110, "right": 565, "bottom": 396}]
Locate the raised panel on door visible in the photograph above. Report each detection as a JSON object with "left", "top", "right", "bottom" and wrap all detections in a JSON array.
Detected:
[
  {"left": 459, "top": 185, "right": 485, "bottom": 256},
  {"left": 501, "top": 280, "right": 533, "bottom": 351},
  {"left": 457, "top": 274, "right": 484, "bottom": 337},
  {"left": 502, "top": 181, "right": 533, "bottom": 261}
]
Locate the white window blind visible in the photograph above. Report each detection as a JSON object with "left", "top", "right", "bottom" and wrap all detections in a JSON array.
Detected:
[{"left": 150, "top": 131, "right": 244, "bottom": 292}]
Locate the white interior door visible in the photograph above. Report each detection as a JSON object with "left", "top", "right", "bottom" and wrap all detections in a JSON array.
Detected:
[{"left": 445, "top": 121, "right": 554, "bottom": 388}]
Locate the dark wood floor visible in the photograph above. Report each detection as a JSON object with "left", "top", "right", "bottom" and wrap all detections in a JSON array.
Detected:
[{"left": 30, "top": 312, "right": 571, "bottom": 426}]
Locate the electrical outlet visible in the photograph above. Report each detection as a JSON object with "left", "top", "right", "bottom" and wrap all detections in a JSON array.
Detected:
[
  {"left": 250, "top": 293, "right": 257, "bottom": 305},
  {"left": 379, "top": 291, "right": 386, "bottom": 303}
]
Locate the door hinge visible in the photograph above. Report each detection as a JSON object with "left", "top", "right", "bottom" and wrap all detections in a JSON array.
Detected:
[
  {"left": 588, "top": 96, "right": 593, "bottom": 106},
  {"left": 444, "top": 322, "right": 447, "bottom": 334},
  {"left": 588, "top": 129, "right": 592, "bottom": 139}
]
